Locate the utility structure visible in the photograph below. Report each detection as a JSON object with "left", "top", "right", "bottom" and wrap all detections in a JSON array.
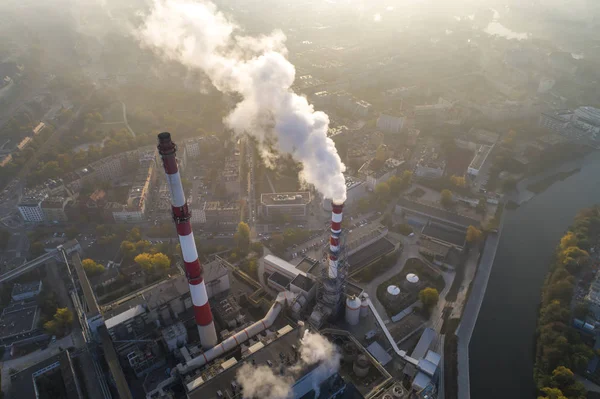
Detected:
[
  {"left": 157, "top": 132, "right": 217, "bottom": 348},
  {"left": 309, "top": 201, "right": 348, "bottom": 328}
]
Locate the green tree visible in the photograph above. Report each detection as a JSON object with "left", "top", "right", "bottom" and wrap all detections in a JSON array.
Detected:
[
  {"left": 30, "top": 241, "right": 45, "bottom": 257},
  {"left": 440, "top": 189, "right": 453, "bottom": 207},
  {"left": 418, "top": 287, "right": 439, "bottom": 310},
  {"left": 549, "top": 366, "right": 586, "bottom": 399},
  {"left": 250, "top": 242, "right": 264, "bottom": 256},
  {"left": 235, "top": 222, "right": 251, "bottom": 253},
  {"left": 81, "top": 259, "right": 105, "bottom": 276},
  {"left": 375, "top": 182, "right": 391, "bottom": 202},
  {"left": 120, "top": 241, "right": 136, "bottom": 259},
  {"left": 476, "top": 198, "right": 487, "bottom": 215}
]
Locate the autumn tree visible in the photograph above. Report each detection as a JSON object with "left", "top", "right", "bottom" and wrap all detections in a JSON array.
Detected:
[
  {"left": 134, "top": 253, "right": 170, "bottom": 272},
  {"left": 538, "top": 387, "right": 567, "bottom": 399},
  {"left": 440, "top": 189, "right": 453, "bottom": 207},
  {"left": 127, "top": 227, "right": 142, "bottom": 242},
  {"left": 466, "top": 225, "right": 483, "bottom": 244},
  {"left": 44, "top": 308, "right": 73, "bottom": 337},
  {"left": 450, "top": 175, "right": 467, "bottom": 188},
  {"left": 81, "top": 259, "right": 105, "bottom": 276},
  {"left": 418, "top": 288, "right": 439, "bottom": 310}
]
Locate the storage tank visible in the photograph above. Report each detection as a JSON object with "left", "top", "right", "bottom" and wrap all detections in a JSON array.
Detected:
[
  {"left": 360, "top": 293, "right": 369, "bottom": 317},
  {"left": 353, "top": 354, "right": 370, "bottom": 377},
  {"left": 342, "top": 341, "right": 357, "bottom": 362},
  {"left": 345, "top": 295, "right": 361, "bottom": 326}
]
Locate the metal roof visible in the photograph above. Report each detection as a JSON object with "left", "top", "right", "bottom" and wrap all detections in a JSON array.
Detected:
[
  {"left": 366, "top": 342, "right": 392, "bottom": 366},
  {"left": 104, "top": 305, "right": 145, "bottom": 330}
]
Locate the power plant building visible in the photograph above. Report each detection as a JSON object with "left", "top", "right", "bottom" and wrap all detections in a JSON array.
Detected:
[{"left": 261, "top": 192, "right": 311, "bottom": 220}]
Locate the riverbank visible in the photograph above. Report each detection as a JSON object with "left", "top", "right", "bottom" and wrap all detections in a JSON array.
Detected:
[
  {"left": 532, "top": 208, "right": 598, "bottom": 398},
  {"left": 470, "top": 151, "right": 600, "bottom": 399}
]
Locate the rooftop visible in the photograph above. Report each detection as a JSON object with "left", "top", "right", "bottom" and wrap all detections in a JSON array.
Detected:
[
  {"left": 397, "top": 197, "right": 480, "bottom": 229},
  {"left": 290, "top": 274, "right": 315, "bottom": 292},
  {"left": 468, "top": 145, "right": 492, "bottom": 171},
  {"left": 0, "top": 303, "right": 38, "bottom": 340},
  {"left": 11, "top": 281, "right": 42, "bottom": 297},
  {"left": 421, "top": 224, "right": 466, "bottom": 247},
  {"left": 105, "top": 305, "right": 146, "bottom": 330},
  {"left": 347, "top": 238, "right": 395, "bottom": 270},
  {"left": 268, "top": 271, "right": 292, "bottom": 288},
  {"left": 261, "top": 192, "right": 311, "bottom": 206}
]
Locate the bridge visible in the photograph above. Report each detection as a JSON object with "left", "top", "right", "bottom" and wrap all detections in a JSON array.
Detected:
[{"left": 0, "top": 240, "right": 81, "bottom": 284}]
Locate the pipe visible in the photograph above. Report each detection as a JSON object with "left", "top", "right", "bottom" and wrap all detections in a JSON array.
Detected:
[
  {"left": 328, "top": 202, "right": 344, "bottom": 278},
  {"left": 177, "top": 291, "right": 297, "bottom": 374},
  {"left": 157, "top": 132, "right": 217, "bottom": 349}
]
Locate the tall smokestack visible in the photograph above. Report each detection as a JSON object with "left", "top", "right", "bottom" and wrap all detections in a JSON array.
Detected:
[
  {"left": 157, "top": 132, "right": 217, "bottom": 349},
  {"left": 328, "top": 202, "right": 344, "bottom": 279}
]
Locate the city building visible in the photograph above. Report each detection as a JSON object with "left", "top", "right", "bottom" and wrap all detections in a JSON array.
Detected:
[
  {"left": 223, "top": 155, "right": 240, "bottom": 196},
  {"left": 396, "top": 197, "right": 480, "bottom": 230},
  {"left": 112, "top": 154, "right": 157, "bottom": 223},
  {"left": 11, "top": 281, "right": 43, "bottom": 301},
  {"left": 204, "top": 201, "right": 240, "bottom": 229},
  {"left": 467, "top": 145, "right": 492, "bottom": 177},
  {"left": 376, "top": 113, "right": 405, "bottom": 133},
  {"left": 18, "top": 194, "right": 48, "bottom": 223},
  {"left": 415, "top": 148, "right": 446, "bottom": 179},
  {"left": 41, "top": 196, "right": 71, "bottom": 223},
  {"left": 358, "top": 158, "right": 402, "bottom": 191},
  {"left": 414, "top": 97, "right": 455, "bottom": 126},
  {"left": 261, "top": 192, "right": 311, "bottom": 220},
  {"left": 0, "top": 302, "right": 41, "bottom": 346},
  {"left": 9, "top": 350, "right": 84, "bottom": 399},
  {"left": 586, "top": 272, "right": 600, "bottom": 319}
]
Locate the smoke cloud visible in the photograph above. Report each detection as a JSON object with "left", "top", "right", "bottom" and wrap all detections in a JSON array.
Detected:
[
  {"left": 135, "top": 0, "right": 347, "bottom": 202},
  {"left": 235, "top": 330, "right": 341, "bottom": 399},
  {"left": 236, "top": 364, "right": 292, "bottom": 399}
]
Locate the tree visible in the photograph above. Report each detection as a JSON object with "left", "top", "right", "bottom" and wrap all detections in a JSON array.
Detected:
[
  {"left": 549, "top": 366, "right": 586, "bottom": 399},
  {"left": 357, "top": 197, "right": 371, "bottom": 214},
  {"left": 440, "top": 189, "right": 453, "bottom": 207},
  {"left": 134, "top": 253, "right": 153, "bottom": 271},
  {"left": 466, "top": 225, "right": 483, "bottom": 244},
  {"left": 559, "top": 232, "right": 579, "bottom": 250},
  {"left": 81, "top": 259, "right": 105, "bottom": 276},
  {"left": 388, "top": 176, "right": 403, "bottom": 195},
  {"left": 120, "top": 241, "right": 136, "bottom": 259},
  {"left": 476, "top": 199, "right": 486, "bottom": 215},
  {"left": 250, "top": 242, "right": 264, "bottom": 257},
  {"left": 450, "top": 175, "right": 467, "bottom": 188},
  {"left": 235, "top": 222, "right": 251, "bottom": 253},
  {"left": 538, "top": 387, "right": 567, "bottom": 399},
  {"left": 151, "top": 253, "right": 171, "bottom": 271},
  {"left": 375, "top": 182, "right": 391, "bottom": 202},
  {"left": 127, "top": 227, "right": 142, "bottom": 242},
  {"left": 44, "top": 307, "right": 73, "bottom": 337},
  {"left": 418, "top": 288, "right": 439, "bottom": 310}
]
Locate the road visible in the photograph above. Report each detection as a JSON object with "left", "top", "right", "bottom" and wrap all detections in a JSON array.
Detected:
[
  {"left": 455, "top": 228, "right": 502, "bottom": 399},
  {"left": 120, "top": 101, "right": 136, "bottom": 137}
]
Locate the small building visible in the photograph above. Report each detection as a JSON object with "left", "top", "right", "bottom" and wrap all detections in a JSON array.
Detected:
[
  {"left": 262, "top": 255, "right": 303, "bottom": 281},
  {"left": 41, "top": 196, "right": 70, "bottom": 223},
  {"left": 268, "top": 271, "right": 292, "bottom": 292},
  {"left": 161, "top": 322, "right": 188, "bottom": 352},
  {"left": 11, "top": 281, "right": 43, "bottom": 301},
  {"left": 376, "top": 114, "right": 405, "bottom": 134},
  {"left": 204, "top": 201, "right": 240, "bottom": 229},
  {"left": 261, "top": 192, "right": 311, "bottom": 220},
  {"left": 0, "top": 302, "right": 41, "bottom": 345},
  {"left": 18, "top": 194, "right": 48, "bottom": 223},
  {"left": 467, "top": 145, "right": 492, "bottom": 177}
]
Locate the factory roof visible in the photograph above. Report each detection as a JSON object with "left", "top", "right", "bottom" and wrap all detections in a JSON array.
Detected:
[
  {"left": 187, "top": 325, "right": 314, "bottom": 399},
  {"left": 411, "top": 328, "right": 436, "bottom": 360},
  {"left": 412, "top": 372, "right": 432, "bottom": 391},
  {"left": 263, "top": 255, "right": 304, "bottom": 277},
  {"left": 261, "top": 192, "right": 311, "bottom": 206},
  {"left": 268, "top": 271, "right": 292, "bottom": 289},
  {"left": 291, "top": 274, "right": 315, "bottom": 292},
  {"left": 421, "top": 224, "right": 466, "bottom": 247},
  {"left": 366, "top": 342, "right": 392, "bottom": 366},
  {"left": 202, "top": 258, "right": 229, "bottom": 282},
  {"left": 347, "top": 238, "right": 395, "bottom": 270},
  {"left": 397, "top": 197, "right": 480, "bottom": 229},
  {"left": 425, "top": 350, "right": 441, "bottom": 366},
  {"left": 295, "top": 257, "right": 319, "bottom": 273},
  {"left": 102, "top": 275, "right": 189, "bottom": 319},
  {"left": 104, "top": 304, "right": 146, "bottom": 330},
  {"left": 0, "top": 303, "right": 38, "bottom": 340}
]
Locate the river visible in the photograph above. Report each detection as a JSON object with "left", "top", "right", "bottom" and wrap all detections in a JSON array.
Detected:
[{"left": 470, "top": 151, "right": 600, "bottom": 398}]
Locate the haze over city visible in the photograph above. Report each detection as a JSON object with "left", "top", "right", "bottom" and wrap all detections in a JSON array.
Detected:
[{"left": 0, "top": 1, "right": 599, "bottom": 399}]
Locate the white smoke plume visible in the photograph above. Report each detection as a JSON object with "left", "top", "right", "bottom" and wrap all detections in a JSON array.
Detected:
[
  {"left": 236, "top": 364, "right": 293, "bottom": 399},
  {"left": 136, "top": 0, "right": 347, "bottom": 202},
  {"left": 235, "top": 330, "right": 341, "bottom": 399}
]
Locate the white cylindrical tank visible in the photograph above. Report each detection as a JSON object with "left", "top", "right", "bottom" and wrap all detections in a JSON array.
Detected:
[
  {"left": 360, "top": 293, "right": 369, "bottom": 317},
  {"left": 345, "top": 296, "right": 361, "bottom": 326}
]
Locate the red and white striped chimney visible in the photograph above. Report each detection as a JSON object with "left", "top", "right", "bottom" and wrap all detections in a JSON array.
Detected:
[
  {"left": 328, "top": 202, "right": 344, "bottom": 278},
  {"left": 157, "top": 132, "right": 217, "bottom": 349}
]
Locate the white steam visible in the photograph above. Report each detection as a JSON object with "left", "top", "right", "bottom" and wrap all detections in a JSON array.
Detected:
[
  {"left": 136, "top": 0, "right": 347, "bottom": 202},
  {"left": 235, "top": 330, "right": 341, "bottom": 399},
  {"left": 236, "top": 364, "right": 292, "bottom": 399}
]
